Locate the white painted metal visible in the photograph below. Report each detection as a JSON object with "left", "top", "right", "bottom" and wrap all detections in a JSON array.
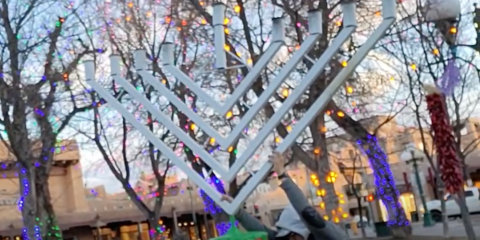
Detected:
[{"left": 83, "top": 0, "right": 396, "bottom": 214}]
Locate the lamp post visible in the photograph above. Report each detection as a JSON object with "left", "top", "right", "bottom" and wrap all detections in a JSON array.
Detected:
[
  {"left": 187, "top": 179, "right": 201, "bottom": 240},
  {"left": 338, "top": 163, "right": 375, "bottom": 233},
  {"left": 400, "top": 144, "right": 434, "bottom": 227}
]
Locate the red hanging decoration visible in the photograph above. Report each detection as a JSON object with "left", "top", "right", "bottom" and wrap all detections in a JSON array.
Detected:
[{"left": 424, "top": 84, "right": 463, "bottom": 194}]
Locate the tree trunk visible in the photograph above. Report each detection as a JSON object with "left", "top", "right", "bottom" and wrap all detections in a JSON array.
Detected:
[
  {"left": 327, "top": 102, "right": 411, "bottom": 238},
  {"left": 18, "top": 167, "right": 37, "bottom": 240},
  {"left": 436, "top": 177, "right": 449, "bottom": 238},
  {"left": 148, "top": 216, "right": 162, "bottom": 240},
  {"left": 455, "top": 189, "right": 476, "bottom": 240},
  {"left": 361, "top": 139, "right": 412, "bottom": 238},
  {"left": 311, "top": 114, "right": 339, "bottom": 222},
  {"left": 35, "top": 165, "right": 62, "bottom": 240}
]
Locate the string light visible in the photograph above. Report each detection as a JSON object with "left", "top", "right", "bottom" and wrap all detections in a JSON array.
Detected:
[
  {"left": 357, "top": 135, "right": 410, "bottom": 227},
  {"left": 346, "top": 86, "right": 353, "bottom": 94}
]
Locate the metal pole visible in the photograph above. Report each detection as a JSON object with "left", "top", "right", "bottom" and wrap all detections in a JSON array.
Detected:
[
  {"left": 360, "top": 168, "right": 375, "bottom": 228},
  {"left": 188, "top": 179, "right": 201, "bottom": 239},
  {"left": 411, "top": 155, "right": 434, "bottom": 227}
]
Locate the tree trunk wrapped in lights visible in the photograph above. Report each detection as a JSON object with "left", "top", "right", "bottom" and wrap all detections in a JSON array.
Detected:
[{"left": 424, "top": 84, "right": 463, "bottom": 194}]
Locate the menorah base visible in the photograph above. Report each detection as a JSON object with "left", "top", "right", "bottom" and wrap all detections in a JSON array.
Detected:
[{"left": 209, "top": 216, "right": 268, "bottom": 240}]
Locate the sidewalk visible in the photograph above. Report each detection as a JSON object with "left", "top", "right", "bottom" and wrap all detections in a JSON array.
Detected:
[{"left": 348, "top": 221, "right": 480, "bottom": 238}]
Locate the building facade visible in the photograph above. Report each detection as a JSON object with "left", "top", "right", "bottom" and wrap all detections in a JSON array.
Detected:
[{"left": 1, "top": 116, "right": 480, "bottom": 239}]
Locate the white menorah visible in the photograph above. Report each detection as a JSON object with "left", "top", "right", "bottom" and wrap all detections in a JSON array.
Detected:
[{"left": 84, "top": 0, "right": 395, "bottom": 215}]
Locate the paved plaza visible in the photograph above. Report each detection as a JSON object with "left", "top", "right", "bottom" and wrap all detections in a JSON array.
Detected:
[{"left": 348, "top": 216, "right": 480, "bottom": 238}]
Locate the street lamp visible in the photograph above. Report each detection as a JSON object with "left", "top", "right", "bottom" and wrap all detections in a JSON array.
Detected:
[{"left": 400, "top": 144, "right": 434, "bottom": 227}]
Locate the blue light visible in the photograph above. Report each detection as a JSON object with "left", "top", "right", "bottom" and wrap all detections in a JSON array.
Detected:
[{"left": 357, "top": 135, "right": 410, "bottom": 227}]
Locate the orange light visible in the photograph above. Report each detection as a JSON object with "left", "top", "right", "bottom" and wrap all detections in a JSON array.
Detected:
[
  {"left": 209, "top": 138, "right": 215, "bottom": 144},
  {"left": 190, "top": 123, "right": 196, "bottom": 130},
  {"left": 226, "top": 111, "right": 233, "bottom": 119},
  {"left": 234, "top": 5, "right": 241, "bottom": 13},
  {"left": 367, "top": 194, "right": 374, "bottom": 202},
  {"left": 337, "top": 111, "right": 345, "bottom": 117},
  {"left": 432, "top": 49, "right": 439, "bottom": 55},
  {"left": 449, "top": 27, "right": 457, "bottom": 34},
  {"left": 227, "top": 146, "right": 234, "bottom": 152},
  {"left": 313, "top": 148, "right": 321, "bottom": 155},
  {"left": 282, "top": 88, "right": 289, "bottom": 97},
  {"left": 320, "top": 126, "right": 327, "bottom": 133}
]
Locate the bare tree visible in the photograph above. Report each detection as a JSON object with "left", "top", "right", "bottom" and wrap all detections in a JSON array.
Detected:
[
  {"left": 380, "top": 1, "right": 480, "bottom": 239},
  {"left": 182, "top": 0, "right": 412, "bottom": 237},
  {"left": 0, "top": 0, "right": 100, "bottom": 239},
  {"left": 82, "top": 0, "right": 277, "bottom": 236}
]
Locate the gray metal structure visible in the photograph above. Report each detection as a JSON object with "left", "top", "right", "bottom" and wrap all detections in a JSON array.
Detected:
[{"left": 84, "top": 0, "right": 396, "bottom": 215}]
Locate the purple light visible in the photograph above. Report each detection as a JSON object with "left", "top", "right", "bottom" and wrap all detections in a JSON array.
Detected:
[
  {"left": 437, "top": 59, "right": 461, "bottom": 95},
  {"left": 199, "top": 174, "right": 237, "bottom": 235}
]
